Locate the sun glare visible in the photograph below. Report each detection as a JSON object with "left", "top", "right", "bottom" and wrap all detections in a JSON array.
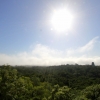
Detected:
[{"left": 51, "top": 9, "right": 74, "bottom": 32}]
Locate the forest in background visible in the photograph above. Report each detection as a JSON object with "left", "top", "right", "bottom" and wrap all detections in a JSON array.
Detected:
[{"left": 0, "top": 64, "right": 100, "bottom": 100}]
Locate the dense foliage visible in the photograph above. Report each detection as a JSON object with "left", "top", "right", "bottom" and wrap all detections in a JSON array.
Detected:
[{"left": 0, "top": 64, "right": 100, "bottom": 100}]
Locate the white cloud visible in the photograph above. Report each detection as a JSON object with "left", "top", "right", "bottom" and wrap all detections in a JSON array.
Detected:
[
  {"left": 0, "top": 37, "right": 100, "bottom": 66},
  {"left": 78, "top": 36, "right": 99, "bottom": 52},
  {"left": 66, "top": 36, "right": 99, "bottom": 56}
]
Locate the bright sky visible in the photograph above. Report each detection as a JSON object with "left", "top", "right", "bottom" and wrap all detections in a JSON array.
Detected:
[{"left": 0, "top": 0, "right": 100, "bottom": 65}]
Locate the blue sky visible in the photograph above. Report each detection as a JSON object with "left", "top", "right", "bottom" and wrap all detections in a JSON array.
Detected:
[{"left": 0, "top": 0, "right": 100, "bottom": 65}]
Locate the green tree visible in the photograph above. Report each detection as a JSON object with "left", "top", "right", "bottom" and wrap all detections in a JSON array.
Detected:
[
  {"left": 49, "top": 85, "right": 72, "bottom": 100},
  {"left": 75, "top": 84, "right": 100, "bottom": 100},
  {"left": 0, "top": 65, "right": 18, "bottom": 100},
  {"left": 82, "top": 84, "right": 100, "bottom": 100},
  {"left": 0, "top": 65, "right": 33, "bottom": 100},
  {"left": 32, "top": 85, "right": 45, "bottom": 100}
]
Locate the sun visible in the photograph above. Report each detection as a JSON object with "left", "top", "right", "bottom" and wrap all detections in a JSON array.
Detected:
[{"left": 51, "top": 9, "right": 74, "bottom": 32}]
